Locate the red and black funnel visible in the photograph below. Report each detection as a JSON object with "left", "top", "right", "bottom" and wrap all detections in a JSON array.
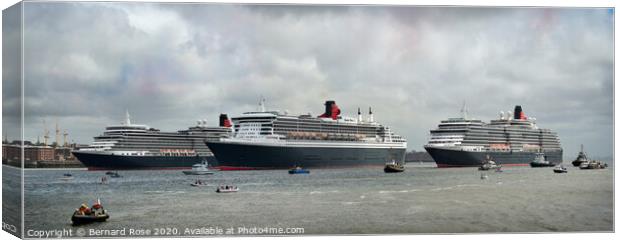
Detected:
[
  {"left": 514, "top": 105, "right": 527, "bottom": 120},
  {"left": 219, "top": 114, "right": 232, "bottom": 127},
  {"left": 319, "top": 100, "right": 341, "bottom": 120}
]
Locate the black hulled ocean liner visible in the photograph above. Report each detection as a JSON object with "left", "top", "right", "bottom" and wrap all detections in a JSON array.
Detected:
[
  {"left": 424, "top": 105, "right": 562, "bottom": 167},
  {"left": 206, "top": 100, "right": 407, "bottom": 170},
  {"left": 73, "top": 112, "right": 232, "bottom": 170}
]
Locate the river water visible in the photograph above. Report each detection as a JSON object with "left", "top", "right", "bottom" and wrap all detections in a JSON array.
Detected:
[{"left": 4, "top": 164, "right": 613, "bottom": 237}]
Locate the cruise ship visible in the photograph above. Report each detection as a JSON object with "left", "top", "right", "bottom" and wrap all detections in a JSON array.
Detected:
[
  {"left": 205, "top": 100, "right": 407, "bottom": 170},
  {"left": 73, "top": 112, "right": 232, "bottom": 170},
  {"left": 424, "top": 105, "right": 562, "bottom": 167}
]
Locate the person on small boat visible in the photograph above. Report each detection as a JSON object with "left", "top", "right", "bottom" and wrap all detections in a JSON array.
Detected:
[
  {"left": 77, "top": 204, "right": 91, "bottom": 215},
  {"left": 91, "top": 202, "right": 105, "bottom": 216}
]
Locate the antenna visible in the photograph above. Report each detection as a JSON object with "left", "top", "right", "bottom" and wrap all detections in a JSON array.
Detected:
[
  {"left": 125, "top": 109, "right": 131, "bottom": 125},
  {"left": 460, "top": 101, "right": 468, "bottom": 119},
  {"left": 258, "top": 96, "right": 266, "bottom": 112}
]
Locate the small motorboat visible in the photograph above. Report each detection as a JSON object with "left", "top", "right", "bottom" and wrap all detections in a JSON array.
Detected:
[
  {"left": 530, "top": 153, "right": 556, "bottom": 167},
  {"left": 183, "top": 161, "right": 214, "bottom": 175},
  {"left": 384, "top": 160, "right": 405, "bottom": 173},
  {"left": 479, "top": 155, "right": 501, "bottom": 171},
  {"left": 59, "top": 173, "right": 74, "bottom": 181},
  {"left": 105, "top": 171, "right": 115, "bottom": 175},
  {"left": 71, "top": 212, "right": 110, "bottom": 226},
  {"left": 288, "top": 166, "right": 310, "bottom": 174},
  {"left": 109, "top": 172, "right": 122, "bottom": 178},
  {"left": 553, "top": 165, "right": 568, "bottom": 173},
  {"left": 190, "top": 179, "right": 208, "bottom": 187},
  {"left": 216, "top": 185, "right": 238, "bottom": 193},
  {"left": 579, "top": 160, "right": 608, "bottom": 170},
  {"left": 99, "top": 176, "right": 109, "bottom": 185},
  {"left": 71, "top": 199, "right": 109, "bottom": 226}
]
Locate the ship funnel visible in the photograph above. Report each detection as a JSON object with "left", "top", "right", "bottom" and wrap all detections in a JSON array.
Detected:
[
  {"left": 219, "top": 114, "right": 232, "bottom": 127},
  {"left": 514, "top": 105, "right": 527, "bottom": 120},
  {"left": 319, "top": 100, "right": 341, "bottom": 120},
  {"left": 368, "top": 107, "right": 374, "bottom": 123}
]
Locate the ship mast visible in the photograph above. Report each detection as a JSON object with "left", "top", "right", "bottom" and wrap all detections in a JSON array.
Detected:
[
  {"left": 460, "top": 101, "right": 468, "bottom": 120},
  {"left": 258, "top": 97, "right": 266, "bottom": 112},
  {"left": 125, "top": 109, "right": 131, "bottom": 125}
]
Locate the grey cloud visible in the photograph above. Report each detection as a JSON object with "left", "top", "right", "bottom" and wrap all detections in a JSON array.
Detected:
[{"left": 9, "top": 3, "right": 613, "bottom": 160}]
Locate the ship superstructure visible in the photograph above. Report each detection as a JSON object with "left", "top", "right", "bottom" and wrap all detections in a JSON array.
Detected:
[
  {"left": 73, "top": 111, "right": 232, "bottom": 170},
  {"left": 206, "top": 100, "right": 407, "bottom": 170},
  {"left": 424, "top": 105, "right": 562, "bottom": 167}
]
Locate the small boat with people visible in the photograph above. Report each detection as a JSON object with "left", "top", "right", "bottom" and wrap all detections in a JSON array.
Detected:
[
  {"left": 530, "top": 153, "right": 556, "bottom": 167},
  {"left": 99, "top": 176, "right": 109, "bottom": 185},
  {"left": 190, "top": 179, "right": 208, "bottom": 187},
  {"left": 183, "top": 161, "right": 214, "bottom": 175},
  {"left": 384, "top": 160, "right": 405, "bottom": 173},
  {"left": 579, "top": 160, "right": 608, "bottom": 170},
  {"left": 478, "top": 155, "right": 501, "bottom": 171},
  {"left": 288, "top": 166, "right": 310, "bottom": 174},
  {"left": 553, "top": 165, "right": 568, "bottom": 173},
  {"left": 216, "top": 185, "right": 238, "bottom": 193},
  {"left": 71, "top": 199, "right": 109, "bottom": 226}
]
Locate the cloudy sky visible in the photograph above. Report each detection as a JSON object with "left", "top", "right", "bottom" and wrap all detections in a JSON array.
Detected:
[{"left": 2, "top": 2, "right": 614, "bottom": 160}]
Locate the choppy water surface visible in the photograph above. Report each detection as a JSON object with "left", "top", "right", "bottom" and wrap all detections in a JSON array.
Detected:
[{"left": 14, "top": 164, "right": 613, "bottom": 236}]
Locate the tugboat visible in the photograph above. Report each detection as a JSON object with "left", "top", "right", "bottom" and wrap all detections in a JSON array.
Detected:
[
  {"left": 384, "top": 160, "right": 405, "bottom": 173},
  {"left": 553, "top": 165, "right": 568, "bottom": 173},
  {"left": 216, "top": 185, "right": 238, "bottom": 193},
  {"left": 288, "top": 166, "right": 310, "bottom": 174},
  {"left": 183, "top": 161, "right": 214, "bottom": 175},
  {"left": 71, "top": 199, "right": 109, "bottom": 226},
  {"left": 579, "top": 160, "right": 608, "bottom": 170},
  {"left": 572, "top": 144, "right": 589, "bottom": 167},
  {"left": 530, "top": 153, "right": 556, "bottom": 167},
  {"left": 478, "top": 155, "right": 501, "bottom": 171}
]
